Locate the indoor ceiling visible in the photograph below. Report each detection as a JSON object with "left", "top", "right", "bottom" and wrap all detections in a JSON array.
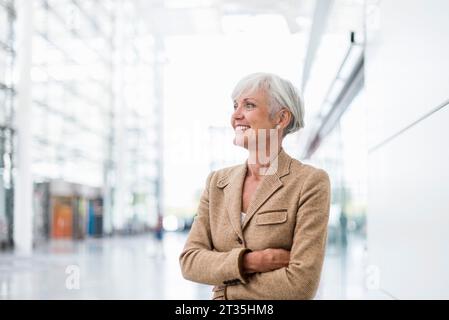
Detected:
[{"left": 134, "top": 0, "right": 317, "bottom": 35}]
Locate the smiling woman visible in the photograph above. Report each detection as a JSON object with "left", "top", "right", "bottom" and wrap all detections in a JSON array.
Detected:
[
  {"left": 230, "top": 74, "right": 303, "bottom": 152},
  {"left": 179, "top": 73, "right": 331, "bottom": 300}
]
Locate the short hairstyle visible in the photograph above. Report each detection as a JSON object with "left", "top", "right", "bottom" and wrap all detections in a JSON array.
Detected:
[{"left": 231, "top": 72, "right": 305, "bottom": 136}]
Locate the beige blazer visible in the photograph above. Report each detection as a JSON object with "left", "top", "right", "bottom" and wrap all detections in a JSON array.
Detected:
[{"left": 179, "top": 149, "right": 331, "bottom": 300}]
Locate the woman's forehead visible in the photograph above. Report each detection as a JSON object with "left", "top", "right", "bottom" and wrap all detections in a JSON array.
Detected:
[{"left": 234, "top": 88, "right": 268, "bottom": 103}]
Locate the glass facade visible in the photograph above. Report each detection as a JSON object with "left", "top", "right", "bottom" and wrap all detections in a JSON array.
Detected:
[
  {"left": 0, "top": 0, "right": 162, "bottom": 245},
  {"left": 310, "top": 89, "right": 367, "bottom": 249},
  {"left": 0, "top": 0, "right": 15, "bottom": 248}
]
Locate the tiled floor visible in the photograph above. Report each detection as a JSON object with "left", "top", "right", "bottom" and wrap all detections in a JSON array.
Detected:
[{"left": 0, "top": 232, "right": 389, "bottom": 300}]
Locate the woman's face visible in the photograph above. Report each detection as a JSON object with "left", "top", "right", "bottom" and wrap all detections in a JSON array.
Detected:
[{"left": 231, "top": 89, "right": 279, "bottom": 149}]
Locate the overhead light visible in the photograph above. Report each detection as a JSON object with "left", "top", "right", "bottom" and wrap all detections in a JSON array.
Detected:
[
  {"left": 339, "top": 45, "right": 363, "bottom": 79},
  {"left": 303, "top": 32, "right": 365, "bottom": 159},
  {"left": 326, "top": 78, "right": 345, "bottom": 104}
]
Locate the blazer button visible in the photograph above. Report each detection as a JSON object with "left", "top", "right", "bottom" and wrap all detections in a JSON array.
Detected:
[{"left": 237, "top": 237, "right": 243, "bottom": 244}]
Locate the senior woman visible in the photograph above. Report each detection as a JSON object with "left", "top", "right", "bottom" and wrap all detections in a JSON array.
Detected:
[{"left": 179, "top": 72, "right": 331, "bottom": 300}]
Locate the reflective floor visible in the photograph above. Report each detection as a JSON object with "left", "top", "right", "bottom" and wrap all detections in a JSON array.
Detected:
[{"left": 0, "top": 232, "right": 390, "bottom": 300}]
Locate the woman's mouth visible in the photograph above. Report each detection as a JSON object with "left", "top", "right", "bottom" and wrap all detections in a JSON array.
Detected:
[{"left": 235, "top": 125, "right": 250, "bottom": 132}]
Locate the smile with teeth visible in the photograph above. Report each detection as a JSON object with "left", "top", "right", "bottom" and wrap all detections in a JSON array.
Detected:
[{"left": 235, "top": 125, "right": 250, "bottom": 132}]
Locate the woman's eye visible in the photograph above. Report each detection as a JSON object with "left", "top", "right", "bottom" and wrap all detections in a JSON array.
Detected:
[{"left": 233, "top": 103, "right": 255, "bottom": 110}]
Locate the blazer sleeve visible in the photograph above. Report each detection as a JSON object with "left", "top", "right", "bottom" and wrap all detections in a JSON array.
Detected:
[
  {"left": 179, "top": 171, "right": 251, "bottom": 286},
  {"left": 225, "top": 169, "right": 331, "bottom": 300}
]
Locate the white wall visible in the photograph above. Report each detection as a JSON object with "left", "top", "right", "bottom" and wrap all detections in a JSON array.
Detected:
[{"left": 365, "top": 0, "right": 449, "bottom": 298}]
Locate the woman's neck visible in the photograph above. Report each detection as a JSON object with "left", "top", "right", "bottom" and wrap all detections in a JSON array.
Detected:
[{"left": 246, "top": 146, "right": 282, "bottom": 180}]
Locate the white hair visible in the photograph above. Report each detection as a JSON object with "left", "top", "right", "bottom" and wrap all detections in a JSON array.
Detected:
[{"left": 231, "top": 72, "right": 305, "bottom": 136}]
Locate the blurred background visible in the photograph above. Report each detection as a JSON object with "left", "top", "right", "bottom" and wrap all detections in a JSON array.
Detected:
[{"left": 0, "top": 0, "right": 448, "bottom": 299}]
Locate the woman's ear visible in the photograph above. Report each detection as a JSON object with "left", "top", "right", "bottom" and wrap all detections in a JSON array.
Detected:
[{"left": 279, "top": 109, "right": 291, "bottom": 127}]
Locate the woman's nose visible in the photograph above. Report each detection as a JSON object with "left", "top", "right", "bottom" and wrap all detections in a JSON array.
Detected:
[{"left": 232, "top": 105, "right": 243, "bottom": 119}]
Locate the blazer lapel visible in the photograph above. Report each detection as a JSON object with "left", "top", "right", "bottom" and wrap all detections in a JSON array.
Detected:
[
  {"left": 241, "top": 149, "right": 292, "bottom": 231},
  {"left": 221, "top": 164, "right": 247, "bottom": 240}
]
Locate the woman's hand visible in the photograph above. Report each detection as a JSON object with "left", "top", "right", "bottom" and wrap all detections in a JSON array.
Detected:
[{"left": 242, "top": 248, "right": 290, "bottom": 274}]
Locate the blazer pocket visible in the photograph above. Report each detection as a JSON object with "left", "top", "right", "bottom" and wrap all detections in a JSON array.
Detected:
[{"left": 256, "top": 209, "right": 288, "bottom": 226}]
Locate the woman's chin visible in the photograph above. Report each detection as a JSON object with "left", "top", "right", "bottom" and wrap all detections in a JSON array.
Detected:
[{"left": 233, "top": 134, "right": 248, "bottom": 149}]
